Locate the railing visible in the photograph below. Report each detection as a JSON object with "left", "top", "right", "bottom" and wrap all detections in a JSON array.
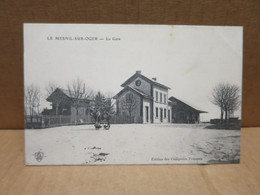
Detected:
[
  {"left": 25, "top": 115, "right": 93, "bottom": 129},
  {"left": 25, "top": 114, "right": 142, "bottom": 129},
  {"left": 25, "top": 115, "right": 43, "bottom": 129}
]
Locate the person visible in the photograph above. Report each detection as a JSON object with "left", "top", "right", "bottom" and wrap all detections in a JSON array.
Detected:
[{"left": 95, "top": 110, "right": 102, "bottom": 129}]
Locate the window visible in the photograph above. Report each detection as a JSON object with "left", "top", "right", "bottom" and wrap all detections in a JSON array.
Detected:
[
  {"left": 164, "top": 94, "right": 166, "bottom": 104},
  {"left": 160, "top": 93, "right": 162, "bottom": 103},
  {"left": 135, "top": 79, "right": 141, "bottom": 86},
  {"left": 156, "top": 107, "right": 158, "bottom": 118},
  {"left": 155, "top": 91, "right": 158, "bottom": 101},
  {"left": 164, "top": 108, "right": 166, "bottom": 118}
]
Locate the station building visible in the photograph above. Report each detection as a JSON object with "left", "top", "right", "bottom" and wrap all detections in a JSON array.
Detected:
[
  {"left": 113, "top": 71, "right": 171, "bottom": 123},
  {"left": 114, "top": 71, "right": 207, "bottom": 124}
]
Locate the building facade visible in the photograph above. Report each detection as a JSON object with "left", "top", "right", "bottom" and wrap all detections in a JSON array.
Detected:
[
  {"left": 43, "top": 88, "right": 92, "bottom": 123},
  {"left": 114, "top": 71, "right": 171, "bottom": 123}
]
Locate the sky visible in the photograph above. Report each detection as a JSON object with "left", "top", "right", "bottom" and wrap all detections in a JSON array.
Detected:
[{"left": 24, "top": 24, "right": 243, "bottom": 121}]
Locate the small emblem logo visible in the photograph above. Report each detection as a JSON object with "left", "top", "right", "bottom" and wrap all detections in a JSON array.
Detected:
[{"left": 34, "top": 151, "right": 44, "bottom": 162}]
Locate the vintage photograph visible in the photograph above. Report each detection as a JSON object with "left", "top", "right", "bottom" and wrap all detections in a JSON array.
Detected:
[{"left": 24, "top": 24, "right": 242, "bottom": 165}]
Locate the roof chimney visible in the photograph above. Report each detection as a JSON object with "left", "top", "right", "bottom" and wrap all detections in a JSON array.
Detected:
[
  {"left": 136, "top": 70, "right": 142, "bottom": 74},
  {"left": 152, "top": 77, "right": 157, "bottom": 81}
]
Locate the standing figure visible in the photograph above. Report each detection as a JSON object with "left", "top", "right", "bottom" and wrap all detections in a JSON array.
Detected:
[{"left": 95, "top": 110, "right": 102, "bottom": 129}]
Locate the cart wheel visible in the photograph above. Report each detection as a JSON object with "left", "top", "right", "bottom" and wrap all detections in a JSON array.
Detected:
[
  {"left": 94, "top": 124, "right": 102, "bottom": 130},
  {"left": 103, "top": 124, "right": 110, "bottom": 130}
]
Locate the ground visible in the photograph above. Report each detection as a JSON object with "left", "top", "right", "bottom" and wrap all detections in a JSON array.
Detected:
[{"left": 25, "top": 123, "right": 240, "bottom": 165}]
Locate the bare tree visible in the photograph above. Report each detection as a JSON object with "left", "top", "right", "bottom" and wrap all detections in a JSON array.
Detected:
[
  {"left": 210, "top": 83, "right": 240, "bottom": 121},
  {"left": 223, "top": 84, "right": 240, "bottom": 120},
  {"left": 122, "top": 93, "right": 136, "bottom": 119},
  {"left": 211, "top": 83, "right": 225, "bottom": 121},
  {"left": 24, "top": 84, "right": 41, "bottom": 116},
  {"left": 67, "top": 78, "right": 94, "bottom": 99},
  {"left": 67, "top": 78, "right": 94, "bottom": 122}
]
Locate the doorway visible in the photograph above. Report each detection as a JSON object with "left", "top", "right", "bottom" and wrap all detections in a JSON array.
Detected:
[
  {"left": 160, "top": 108, "right": 163, "bottom": 122},
  {"left": 145, "top": 106, "right": 149, "bottom": 123}
]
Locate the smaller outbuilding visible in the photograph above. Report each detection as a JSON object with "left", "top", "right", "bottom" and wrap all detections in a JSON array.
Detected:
[
  {"left": 43, "top": 88, "right": 93, "bottom": 124},
  {"left": 45, "top": 88, "right": 92, "bottom": 116},
  {"left": 169, "top": 96, "right": 207, "bottom": 124}
]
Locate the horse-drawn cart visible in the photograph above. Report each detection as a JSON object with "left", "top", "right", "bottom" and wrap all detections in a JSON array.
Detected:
[{"left": 91, "top": 110, "right": 111, "bottom": 130}]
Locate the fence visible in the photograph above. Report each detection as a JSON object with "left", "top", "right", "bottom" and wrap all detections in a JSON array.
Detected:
[
  {"left": 25, "top": 115, "right": 93, "bottom": 129},
  {"left": 25, "top": 114, "right": 142, "bottom": 129},
  {"left": 25, "top": 115, "right": 43, "bottom": 129}
]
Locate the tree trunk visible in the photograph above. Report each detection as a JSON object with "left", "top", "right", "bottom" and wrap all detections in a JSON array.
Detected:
[
  {"left": 76, "top": 107, "right": 78, "bottom": 124},
  {"left": 220, "top": 109, "right": 224, "bottom": 122},
  {"left": 129, "top": 111, "right": 132, "bottom": 123},
  {"left": 225, "top": 109, "right": 228, "bottom": 121}
]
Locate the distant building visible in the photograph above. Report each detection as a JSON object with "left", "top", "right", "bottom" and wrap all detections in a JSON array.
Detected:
[
  {"left": 114, "top": 71, "right": 171, "bottom": 123},
  {"left": 44, "top": 88, "right": 92, "bottom": 123},
  {"left": 169, "top": 96, "right": 207, "bottom": 123}
]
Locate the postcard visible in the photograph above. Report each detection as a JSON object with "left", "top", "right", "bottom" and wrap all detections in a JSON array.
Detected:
[{"left": 24, "top": 24, "right": 243, "bottom": 165}]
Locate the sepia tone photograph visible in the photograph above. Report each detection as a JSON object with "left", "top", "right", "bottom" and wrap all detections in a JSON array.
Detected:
[{"left": 24, "top": 24, "right": 242, "bottom": 165}]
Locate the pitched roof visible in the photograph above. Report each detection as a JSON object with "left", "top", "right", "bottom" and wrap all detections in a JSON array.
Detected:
[
  {"left": 121, "top": 71, "right": 171, "bottom": 90},
  {"left": 169, "top": 96, "right": 208, "bottom": 113},
  {"left": 113, "top": 86, "right": 153, "bottom": 100},
  {"left": 46, "top": 88, "right": 93, "bottom": 102},
  {"left": 59, "top": 88, "right": 71, "bottom": 97}
]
